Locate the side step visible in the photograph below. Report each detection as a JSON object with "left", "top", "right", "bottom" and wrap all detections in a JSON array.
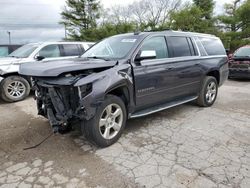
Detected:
[{"left": 130, "top": 96, "right": 198, "bottom": 119}]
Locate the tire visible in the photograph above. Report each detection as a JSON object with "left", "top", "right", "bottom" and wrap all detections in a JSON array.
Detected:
[
  {"left": 0, "top": 76, "right": 30, "bottom": 102},
  {"left": 197, "top": 76, "right": 218, "bottom": 107},
  {"left": 81, "top": 94, "right": 127, "bottom": 148}
]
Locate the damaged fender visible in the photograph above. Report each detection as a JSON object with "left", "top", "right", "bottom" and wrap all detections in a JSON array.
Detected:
[{"left": 75, "top": 63, "right": 135, "bottom": 120}]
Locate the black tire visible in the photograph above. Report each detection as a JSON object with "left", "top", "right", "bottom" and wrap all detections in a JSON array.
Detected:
[
  {"left": 197, "top": 76, "right": 218, "bottom": 107},
  {"left": 0, "top": 76, "right": 30, "bottom": 102},
  {"left": 81, "top": 94, "right": 127, "bottom": 148}
]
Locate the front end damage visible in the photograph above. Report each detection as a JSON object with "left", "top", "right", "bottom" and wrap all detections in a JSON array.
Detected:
[
  {"left": 31, "top": 63, "right": 134, "bottom": 134},
  {"left": 33, "top": 71, "right": 99, "bottom": 133}
]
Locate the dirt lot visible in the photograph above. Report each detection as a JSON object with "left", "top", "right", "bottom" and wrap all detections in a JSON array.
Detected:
[{"left": 0, "top": 80, "right": 250, "bottom": 188}]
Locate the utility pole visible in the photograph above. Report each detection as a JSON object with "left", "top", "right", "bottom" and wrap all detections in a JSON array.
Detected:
[
  {"left": 7, "top": 31, "right": 11, "bottom": 45},
  {"left": 64, "top": 24, "right": 67, "bottom": 40}
]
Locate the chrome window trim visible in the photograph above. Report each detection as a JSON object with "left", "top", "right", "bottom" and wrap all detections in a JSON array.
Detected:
[{"left": 140, "top": 55, "right": 227, "bottom": 66}]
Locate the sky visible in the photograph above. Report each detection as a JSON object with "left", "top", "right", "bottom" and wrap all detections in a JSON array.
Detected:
[{"left": 0, "top": 0, "right": 233, "bottom": 44}]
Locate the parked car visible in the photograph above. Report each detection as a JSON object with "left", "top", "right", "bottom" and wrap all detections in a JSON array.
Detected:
[
  {"left": 0, "top": 45, "right": 22, "bottom": 57},
  {"left": 0, "top": 41, "right": 94, "bottom": 102},
  {"left": 228, "top": 45, "right": 250, "bottom": 79},
  {"left": 19, "top": 31, "right": 228, "bottom": 147}
]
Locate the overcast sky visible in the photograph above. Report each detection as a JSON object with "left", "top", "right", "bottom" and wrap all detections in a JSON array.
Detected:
[{"left": 0, "top": 0, "right": 232, "bottom": 45}]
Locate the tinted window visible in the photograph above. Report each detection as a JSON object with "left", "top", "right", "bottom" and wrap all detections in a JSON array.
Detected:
[
  {"left": 234, "top": 47, "right": 250, "bottom": 57},
  {"left": 140, "top": 36, "right": 168, "bottom": 59},
  {"left": 0, "top": 47, "right": 9, "bottom": 57},
  {"left": 168, "top": 37, "right": 192, "bottom": 57},
  {"left": 62, "top": 44, "right": 80, "bottom": 56},
  {"left": 39, "top": 45, "right": 60, "bottom": 58},
  {"left": 198, "top": 37, "right": 226, "bottom": 56}
]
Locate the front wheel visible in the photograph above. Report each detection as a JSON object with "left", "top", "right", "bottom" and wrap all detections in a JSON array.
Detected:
[
  {"left": 81, "top": 94, "right": 127, "bottom": 147},
  {"left": 0, "top": 76, "right": 30, "bottom": 102},
  {"left": 197, "top": 76, "right": 218, "bottom": 107}
]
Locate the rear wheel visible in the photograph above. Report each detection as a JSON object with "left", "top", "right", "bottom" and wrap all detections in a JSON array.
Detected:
[
  {"left": 0, "top": 76, "right": 30, "bottom": 102},
  {"left": 197, "top": 76, "right": 218, "bottom": 107},
  {"left": 81, "top": 94, "right": 127, "bottom": 147}
]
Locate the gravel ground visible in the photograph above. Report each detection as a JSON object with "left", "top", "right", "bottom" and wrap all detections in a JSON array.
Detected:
[{"left": 0, "top": 79, "right": 250, "bottom": 188}]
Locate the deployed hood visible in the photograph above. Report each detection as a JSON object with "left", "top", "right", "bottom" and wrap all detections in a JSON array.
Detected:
[
  {"left": 0, "top": 57, "right": 22, "bottom": 65},
  {"left": 19, "top": 58, "right": 118, "bottom": 77}
]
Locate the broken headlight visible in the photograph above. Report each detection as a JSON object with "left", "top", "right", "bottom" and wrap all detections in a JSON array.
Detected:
[{"left": 78, "top": 83, "right": 92, "bottom": 99}]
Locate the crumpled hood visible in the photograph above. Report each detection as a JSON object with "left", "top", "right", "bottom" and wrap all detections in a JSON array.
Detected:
[
  {"left": 19, "top": 58, "right": 117, "bottom": 77},
  {"left": 0, "top": 57, "right": 22, "bottom": 65}
]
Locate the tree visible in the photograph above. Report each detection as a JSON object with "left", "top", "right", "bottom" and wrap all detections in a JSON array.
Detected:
[
  {"left": 193, "top": 0, "right": 215, "bottom": 19},
  {"left": 61, "top": 0, "right": 100, "bottom": 40},
  {"left": 169, "top": 0, "right": 217, "bottom": 34},
  {"left": 218, "top": 0, "right": 250, "bottom": 50}
]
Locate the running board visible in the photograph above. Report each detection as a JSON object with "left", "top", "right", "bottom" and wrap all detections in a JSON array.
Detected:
[{"left": 130, "top": 96, "right": 198, "bottom": 119}]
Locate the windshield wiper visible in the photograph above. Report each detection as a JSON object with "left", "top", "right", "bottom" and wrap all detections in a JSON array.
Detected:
[{"left": 86, "top": 56, "right": 110, "bottom": 61}]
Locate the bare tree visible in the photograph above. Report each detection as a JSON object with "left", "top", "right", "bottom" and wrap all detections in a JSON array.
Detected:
[{"left": 104, "top": 0, "right": 183, "bottom": 29}]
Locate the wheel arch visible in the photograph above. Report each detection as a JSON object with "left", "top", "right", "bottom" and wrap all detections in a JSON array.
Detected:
[
  {"left": 206, "top": 70, "right": 220, "bottom": 84},
  {"left": 106, "top": 85, "right": 130, "bottom": 110}
]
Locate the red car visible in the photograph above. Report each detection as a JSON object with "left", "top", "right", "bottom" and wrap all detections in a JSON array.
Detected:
[{"left": 229, "top": 45, "right": 250, "bottom": 79}]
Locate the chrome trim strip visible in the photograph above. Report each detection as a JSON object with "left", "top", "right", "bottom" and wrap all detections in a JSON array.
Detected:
[
  {"left": 130, "top": 96, "right": 198, "bottom": 118},
  {"left": 140, "top": 55, "right": 227, "bottom": 66}
]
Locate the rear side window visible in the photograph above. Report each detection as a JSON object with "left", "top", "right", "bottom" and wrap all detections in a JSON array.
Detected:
[
  {"left": 140, "top": 36, "right": 169, "bottom": 59},
  {"left": 198, "top": 37, "right": 226, "bottom": 56},
  {"left": 168, "top": 37, "right": 192, "bottom": 57},
  {"left": 62, "top": 44, "right": 81, "bottom": 56}
]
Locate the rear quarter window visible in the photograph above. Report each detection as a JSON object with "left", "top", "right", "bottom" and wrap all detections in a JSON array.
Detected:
[{"left": 198, "top": 37, "right": 226, "bottom": 56}]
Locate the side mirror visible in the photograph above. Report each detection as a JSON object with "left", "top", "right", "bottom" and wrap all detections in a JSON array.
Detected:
[
  {"left": 135, "top": 50, "right": 157, "bottom": 61},
  {"left": 35, "top": 56, "right": 45, "bottom": 61}
]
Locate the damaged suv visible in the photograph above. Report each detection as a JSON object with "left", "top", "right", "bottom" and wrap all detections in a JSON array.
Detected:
[{"left": 19, "top": 31, "right": 228, "bottom": 147}]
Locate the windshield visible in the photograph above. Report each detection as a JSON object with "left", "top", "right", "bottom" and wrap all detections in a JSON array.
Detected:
[
  {"left": 82, "top": 35, "right": 138, "bottom": 59},
  {"left": 234, "top": 47, "right": 250, "bottom": 57},
  {"left": 8, "top": 44, "right": 38, "bottom": 58}
]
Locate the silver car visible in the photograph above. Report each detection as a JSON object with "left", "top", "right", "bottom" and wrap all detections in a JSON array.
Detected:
[{"left": 0, "top": 41, "right": 94, "bottom": 102}]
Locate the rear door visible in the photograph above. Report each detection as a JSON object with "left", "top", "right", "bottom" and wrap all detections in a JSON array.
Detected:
[{"left": 165, "top": 36, "right": 203, "bottom": 97}]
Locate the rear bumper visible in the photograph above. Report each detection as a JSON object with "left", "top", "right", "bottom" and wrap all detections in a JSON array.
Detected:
[{"left": 229, "top": 68, "right": 250, "bottom": 78}]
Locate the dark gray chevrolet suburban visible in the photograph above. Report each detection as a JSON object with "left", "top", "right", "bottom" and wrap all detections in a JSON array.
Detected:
[{"left": 19, "top": 31, "right": 229, "bottom": 147}]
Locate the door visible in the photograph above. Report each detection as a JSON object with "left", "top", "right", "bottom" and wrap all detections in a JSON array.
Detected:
[
  {"left": 133, "top": 36, "right": 177, "bottom": 109},
  {"left": 132, "top": 36, "right": 203, "bottom": 110},
  {"left": 166, "top": 36, "right": 203, "bottom": 97}
]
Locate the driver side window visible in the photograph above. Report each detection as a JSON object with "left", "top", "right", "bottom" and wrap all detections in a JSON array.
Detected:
[
  {"left": 140, "top": 36, "right": 169, "bottom": 59},
  {"left": 38, "top": 44, "right": 60, "bottom": 58}
]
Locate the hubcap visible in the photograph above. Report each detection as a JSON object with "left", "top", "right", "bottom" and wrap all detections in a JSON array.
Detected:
[
  {"left": 206, "top": 81, "right": 217, "bottom": 103},
  {"left": 99, "top": 103, "right": 123, "bottom": 140},
  {"left": 6, "top": 81, "right": 26, "bottom": 98}
]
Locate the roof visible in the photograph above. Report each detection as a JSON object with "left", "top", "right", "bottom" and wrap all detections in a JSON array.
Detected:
[
  {"left": 113, "top": 30, "right": 217, "bottom": 38},
  {"left": 23, "top": 41, "right": 95, "bottom": 46}
]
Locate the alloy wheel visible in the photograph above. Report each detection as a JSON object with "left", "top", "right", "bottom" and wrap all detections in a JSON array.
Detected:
[{"left": 99, "top": 103, "right": 123, "bottom": 140}]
